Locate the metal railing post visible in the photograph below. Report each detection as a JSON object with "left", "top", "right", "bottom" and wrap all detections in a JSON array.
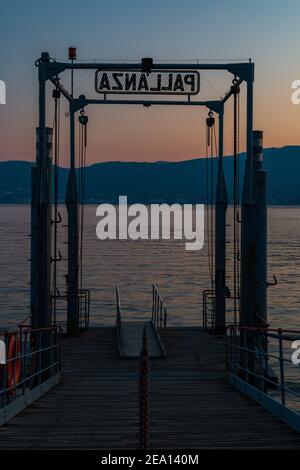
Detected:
[
  {"left": 278, "top": 328, "right": 286, "bottom": 406},
  {"left": 258, "top": 329, "right": 264, "bottom": 391},
  {"left": 139, "top": 327, "right": 150, "bottom": 450}
]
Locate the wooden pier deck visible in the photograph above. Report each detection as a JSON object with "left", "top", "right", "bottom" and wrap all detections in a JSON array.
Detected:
[{"left": 0, "top": 327, "right": 299, "bottom": 449}]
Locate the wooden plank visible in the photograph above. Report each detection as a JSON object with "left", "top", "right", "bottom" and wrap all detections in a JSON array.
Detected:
[
  {"left": 0, "top": 327, "right": 298, "bottom": 449},
  {"left": 0, "top": 373, "right": 61, "bottom": 426}
]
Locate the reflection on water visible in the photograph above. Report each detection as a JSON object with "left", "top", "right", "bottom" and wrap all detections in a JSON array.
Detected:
[{"left": 0, "top": 205, "right": 299, "bottom": 329}]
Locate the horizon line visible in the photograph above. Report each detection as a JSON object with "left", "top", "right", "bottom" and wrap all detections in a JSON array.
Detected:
[{"left": 0, "top": 144, "right": 299, "bottom": 168}]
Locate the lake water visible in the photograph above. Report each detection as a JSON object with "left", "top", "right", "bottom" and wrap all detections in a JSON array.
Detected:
[{"left": 0, "top": 205, "right": 299, "bottom": 330}]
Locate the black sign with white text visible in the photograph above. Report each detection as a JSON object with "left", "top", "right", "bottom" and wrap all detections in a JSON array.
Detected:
[{"left": 95, "top": 70, "right": 200, "bottom": 95}]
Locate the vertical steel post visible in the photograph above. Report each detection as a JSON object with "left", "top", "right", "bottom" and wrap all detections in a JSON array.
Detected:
[
  {"left": 253, "top": 130, "right": 268, "bottom": 390},
  {"left": 215, "top": 107, "right": 228, "bottom": 334},
  {"left": 30, "top": 140, "right": 38, "bottom": 327},
  {"left": 31, "top": 53, "right": 52, "bottom": 329},
  {"left": 38, "top": 69, "right": 47, "bottom": 329},
  {"left": 139, "top": 327, "right": 150, "bottom": 450},
  {"left": 66, "top": 102, "right": 79, "bottom": 335},
  {"left": 253, "top": 131, "right": 267, "bottom": 326},
  {"left": 278, "top": 329, "right": 286, "bottom": 406},
  {"left": 239, "top": 64, "right": 256, "bottom": 383},
  {"left": 240, "top": 63, "right": 255, "bottom": 328}
]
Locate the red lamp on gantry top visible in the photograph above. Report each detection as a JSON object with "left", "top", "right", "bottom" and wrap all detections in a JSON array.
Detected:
[{"left": 68, "top": 47, "right": 77, "bottom": 61}]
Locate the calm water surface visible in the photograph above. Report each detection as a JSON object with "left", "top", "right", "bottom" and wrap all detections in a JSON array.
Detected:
[{"left": 0, "top": 205, "right": 299, "bottom": 329}]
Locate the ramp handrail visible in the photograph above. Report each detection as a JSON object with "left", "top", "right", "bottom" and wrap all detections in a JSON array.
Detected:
[
  {"left": 152, "top": 284, "right": 167, "bottom": 337},
  {"left": 227, "top": 325, "right": 300, "bottom": 430}
]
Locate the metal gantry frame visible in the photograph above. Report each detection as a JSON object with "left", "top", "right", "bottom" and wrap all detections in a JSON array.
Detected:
[{"left": 32, "top": 52, "right": 256, "bottom": 335}]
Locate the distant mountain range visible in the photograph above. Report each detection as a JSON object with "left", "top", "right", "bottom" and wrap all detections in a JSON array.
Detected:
[{"left": 0, "top": 146, "right": 299, "bottom": 204}]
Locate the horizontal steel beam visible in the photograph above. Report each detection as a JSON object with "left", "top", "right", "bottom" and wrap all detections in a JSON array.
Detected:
[
  {"left": 39, "top": 55, "right": 252, "bottom": 83},
  {"left": 53, "top": 61, "right": 251, "bottom": 73},
  {"left": 74, "top": 98, "right": 221, "bottom": 110}
]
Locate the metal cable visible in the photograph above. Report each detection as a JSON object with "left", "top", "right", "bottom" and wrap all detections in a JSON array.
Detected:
[
  {"left": 52, "top": 93, "right": 60, "bottom": 325},
  {"left": 237, "top": 92, "right": 241, "bottom": 303},
  {"left": 205, "top": 128, "right": 212, "bottom": 286},
  {"left": 233, "top": 84, "right": 240, "bottom": 325},
  {"left": 210, "top": 126, "right": 215, "bottom": 288},
  {"left": 78, "top": 119, "right": 87, "bottom": 292},
  {"left": 205, "top": 118, "right": 216, "bottom": 289}
]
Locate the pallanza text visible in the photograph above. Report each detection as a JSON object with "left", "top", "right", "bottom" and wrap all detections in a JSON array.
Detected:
[{"left": 95, "top": 71, "right": 200, "bottom": 95}]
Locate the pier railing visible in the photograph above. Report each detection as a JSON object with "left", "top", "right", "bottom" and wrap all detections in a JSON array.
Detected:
[
  {"left": 52, "top": 287, "right": 90, "bottom": 333},
  {"left": 78, "top": 288, "right": 91, "bottom": 330},
  {"left": 202, "top": 289, "right": 239, "bottom": 330},
  {"left": 152, "top": 284, "right": 167, "bottom": 340},
  {"left": 0, "top": 325, "right": 61, "bottom": 425},
  {"left": 226, "top": 325, "right": 300, "bottom": 432},
  {"left": 202, "top": 289, "right": 216, "bottom": 329}
]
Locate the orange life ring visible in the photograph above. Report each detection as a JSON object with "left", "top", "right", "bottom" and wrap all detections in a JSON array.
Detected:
[{"left": 6, "top": 334, "right": 21, "bottom": 391}]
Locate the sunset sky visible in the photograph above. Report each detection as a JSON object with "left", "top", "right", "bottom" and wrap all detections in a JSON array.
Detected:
[{"left": 0, "top": 0, "right": 300, "bottom": 166}]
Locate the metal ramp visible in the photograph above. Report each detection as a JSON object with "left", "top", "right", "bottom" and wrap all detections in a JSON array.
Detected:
[
  {"left": 115, "top": 285, "right": 167, "bottom": 359},
  {"left": 120, "top": 320, "right": 164, "bottom": 358}
]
